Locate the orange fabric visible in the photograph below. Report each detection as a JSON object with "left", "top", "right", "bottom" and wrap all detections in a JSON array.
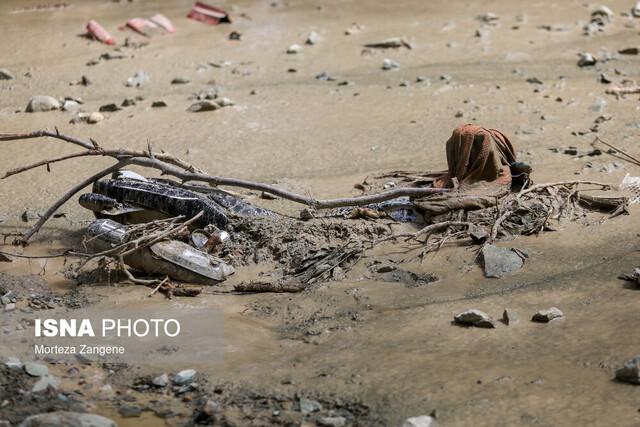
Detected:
[{"left": 434, "top": 124, "right": 517, "bottom": 189}]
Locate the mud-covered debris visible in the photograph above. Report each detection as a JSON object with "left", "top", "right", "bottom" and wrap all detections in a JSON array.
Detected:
[
  {"left": 187, "top": 100, "right": 219, "bottom": 112},
  {"left": 618, "top": 47, "right": 639, "bottom": 55},
  {"left": 299, "top": 397, "right": 322, "bottom": 414},
  {"left": 577, "top": 53, "right": 597, "bottom": 67},
  {"left": 18, "top": 411, "right": 116, "bottom": 427},
  {"left": 99, "top": 103, "right": 121, "bottom": 112},
  {"left": 531, "top": 307, "right": 564, "bottom": 323},
  {"left": 171, "top": 76, "right": 191, "bottom": 84},
  {"left": 454, "top": 309, "right": 496, "bottom": 328},
  {"left": 615, "top": 355, "right": 640, "bottom": 384},
  {"left": 0, "top": 68, "right": 15, "bottom": 80},
  {"left": 619, "top": 267, "right": 640, "bottom": 286},
  {"left": 403, "top": 415, "right": 438, "bottom": 427},
  {"left": 502, "top": 308, "right": 519, "bottom": 325},
  {"left": 382, "top": 58, "right": 400, "bottom": 70},
  {"left": 174, "top": 369, "right": 196, "bottom": 385},
  {"left": 481, "top": 245, "right": 524, "bottom": 278},
  {"left": 151, "top": 100, "right": 168, "bottom": 108},
  {"left": 287, "top": 44, "right": 303, "bottom": 54},
  {"left": 26, "top": 96, "right": 60, "bottom": 112},
  {"left": 306, "top": 31, "right": 320, "bottom": 45},
  {"left": 364, "top": 37, "right": 412, "bottom": 49},
  {"left": 24, "top": 362, "right": 48, "bottom": 377}
]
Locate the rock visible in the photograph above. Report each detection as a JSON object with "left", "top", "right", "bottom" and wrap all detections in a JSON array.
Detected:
[
  {"left": 577, "top": 53, "right": 597, "bottom": 67},
  {"left": 99, "top": 103, "right": 121, "bottom": 112},
  {"left": 151, "top": 101, "right": 167, "bottom": 108},
  {"left": 202, "top": 399, "right": 222, "bottom": 416},
  {"left": 502, "top": 308, "right": 519, "bottom": 325},
  {"left": 26, "top": 96, "right": 60, "bottom": 112},
  {"left": 228, "top": 30, "right": 242, "bottom": 40},
  {"left": 615, "top": 355, "right": 640, "bottom": 384},
  {"left": 286, "top": 44, "right": 303, "bottom": 54},
  {"left": 152, "top": 373, "right": 169, "bottom": 387},
  {"left": 122, "top": 98, "right": 136, "bottom": 107},
  {"left": 24, "top": 362, "right": 48, "bottom": 377},
  {"left": 4, "top": 303, "right": 15, "bottom": 312},
  {"left": 98, "top": 384, "right": 114, "bottom": 398},
  {"left": 5, "top": 357, "right": 22, "bottom": 369},
  {"left": 62, "top": 100, "right": 80, "bottom": 111},
  {"left": 80, "top": 75, "right": 91, "bottom": 86},
  {"left": 173, "top": 368, "right": 196, "bottom": 385},
  {"left": 476, "top": 12, "right": 499, "bottom": 24},
  {"left": 125, "top": 71, "right": 149, "bottom": 87},
  {"left": 300, "top": 208, "right": 315, "bottom": 220},
  {"left": 403, "top": 415, "right": 438, "bottom": 427},
  {"left": 481, "top": 245, "right": 524, "bottom": 278},
  {"left": 119, "top": 404, "right": 142, "bottom": 418},
  {"left": 18, "top": 412, "right": 116, "bottom": 427},
  {"left": 454, "top": 309, "right": 496, "bottom": 328},
  {"left": 591, "top": 5, "right": 614, "bottom": 22},
  {"left": 306, "top": 31, "right": 320, "bottom": 45},
  {"left": 217, "top": 97, "right": 234, "bottom": 107},
  {"left": 619, "top": 47, "right": 639, "bottom": 55},
  {"left": 87, "top": 112, "right": 104, "bottom": 124},
  {"left": 0, "top": 68, "right": 15, "bottom": 80},
  {"left": 299, "top": 397, "right": 322, "bottom": 414},
  {"left": 382, "top": 58, "right": 400, "bottom": 70},
  {"left": 32, "top": 375, "right": 60, "bottom": 393},
  {"left": 531, "top": 307, "right": 564, "bottom": 323},
  {"left": 600, "top": 73, "right": 612, "bottom": 84},
  {"left": 318, "top": 416, "right": 347, "bottom": 427},
  {"left": 187, "top": 101, "right": 219, "bottom": 112},
  {"left": 633, "top": 1, "right": 640, "bottom": 17},
  {"left": 171, "top": 77, "right": 190, "bottom": 84}
]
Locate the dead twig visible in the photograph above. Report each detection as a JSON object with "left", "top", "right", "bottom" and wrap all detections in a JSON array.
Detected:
[
  {"left": 516, "top": 181, "right": 612, "bottom": 199},
  {"left": 595, "top": 136, "right": 640, "bottom": 167}
]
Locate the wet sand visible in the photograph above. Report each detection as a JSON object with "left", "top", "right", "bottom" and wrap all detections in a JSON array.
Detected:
[{"left": 1, "top": 0, "right": 640, "bottom": 425}]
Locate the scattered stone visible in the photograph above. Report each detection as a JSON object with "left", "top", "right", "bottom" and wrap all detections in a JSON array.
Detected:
[
  {"left": 318, "top": 416, "right": 347, "bottom": 427},
  {"left": 306, "top": 31, "right": 320, "bottom": 45},
  {"left": 454, "top": 309, "right": 496, "bottom": 328},
  {"left": 18, "top": 412, "right": 116, "bottom": 427},
  {"left": 125, "top": 71, "right": 149, "bottom": 87},
  {"left": 315, "top": 71, "right": 336, "bottom": 81},
  {"left": 619, "top": 267, "right": 640, "bottom": 286},
  {"left": 100, "top": 52, "right": 127, "bottom": 61},
  {"left": 62, "top": 100, "right": 80, "bottom": 111},
  {"left": 88, "top": 112, "right": 104, "bottom": 124},
  {"left": 633, "top": 2, "right": 640, "bottom": 17},
  {"left": 21, "top": 209, "right": 40, "bottom": 222},
  {"left": 615, "top": 355, "right": 640, "bottom": 384},
  {"left": 577, "top": 53, "right": 596, "bottom": 67},
  {"left": 481, "top": 245, "right": 524, "bottom": 278},
  {"left": 5, "top": 357, "right": 22, "bottom": 369},
  {"left": 299, "top": 397, "right": 322, "bottom": 414},
  {"left": 591, "top": 5, "right": 614, "bottom": 22},
  {"left": 619, "top": 47, "right": 639, "bottom": 55},
  {"left": 502, "top": 308, "right": 519, "bottom": 325},
  {"left": 202, "top": 398, "right": 222, "bottom": 416},
  {"left": 99, "top": 103, "right": 121, "bottom": 112},
  {"left": 119, "top": 404, "right": 142, "bottom": 418},
  {"left": 32, "top": 375, "right": 60, "bottom": 393},
  {"left": 531, "top": 307, "right": 564, "bottom": 323},
  {"left": 476, "top": 12, "right": 499, "bottom": 24},
  {"left": 171, "top": 77, "right": 190, "bottom": 84},
  {"left": 599, "top": 73, "right": 612, "bottom": 84},
  {"left": 216, "top": 97, "right": 234, "bottom": 107},
  {"left": 228, "top": 31, "right": 242, "bottom": 40},
  {"left": 0, "top": 68, "right": 15, "bottom": 80},
  {"left": 26, "top": 96, "right": 60, "bottom": 112},
  {"left": 173, "top": 368, "right": 196, "bottom": 385},
  {"left": 382, "top": 58, "right": 400, "bottom": 70},
  {"left": 287, "top": 44, "right": 303, "bottom": 54},
  {"left": 152, "top": 373, "right": 169, "bottom": 387},
  {"left": 122, "top": 98, "right": 136, "bottom": 107},
  {"left": 24, "top": 362, "right": 48, "bottom": 377},
  {"left": 187, "top": 101, "right": 219, "bottom": 112},
  {"left": 537, "top": 24, "right": 568, "bottom": 32},
  {"left": 526, "top": 77, "right": 543, "bottom": 85},
  {"left": 364, "top": 37, "right": 412, "bottom": 49},
  {"left": 300, "top": 208, "right": 315, "bottom": 220},
  {"left": 151, "top": 101, "right": 167, "bottom": 108},
  {"left": 403, "top": 415, "right": 438, "bottom": 427}
]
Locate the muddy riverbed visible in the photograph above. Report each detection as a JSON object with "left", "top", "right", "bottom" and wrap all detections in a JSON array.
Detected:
[{"left": 1, "top": 0, "right": 640, "bottom": 425}]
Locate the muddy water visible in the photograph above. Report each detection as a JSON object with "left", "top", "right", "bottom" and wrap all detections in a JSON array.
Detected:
[{"left": 1, "top": 0, "right": 640, "bottom": 425}]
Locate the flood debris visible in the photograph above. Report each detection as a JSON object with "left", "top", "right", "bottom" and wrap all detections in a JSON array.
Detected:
[
  {"left": 86, "top": 20, "right": 115, "bottom": 45},
  {"left": 531, "top": 307, "right": 564, "bottom": 323},
  {"left": 453, "top": 309, "right": 496, "bottom": 328},
  {"left": 187, "top": 2, "right": 231, "bottom": 25},
  {"left": 618, "top": 267, "right": 640, "bottom": 286}
]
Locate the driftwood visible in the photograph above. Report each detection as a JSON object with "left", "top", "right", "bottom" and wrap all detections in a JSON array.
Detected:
[{"left": 1, "top": 130, "right": 448, "bottom": 243}]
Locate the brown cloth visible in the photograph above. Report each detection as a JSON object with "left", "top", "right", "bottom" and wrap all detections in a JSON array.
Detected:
[
  {"left": 417, "top": 124, "right": 517, "bottom": 216},
  {"left": 434, "top": 124, "right": 517, "bottom": 189}
]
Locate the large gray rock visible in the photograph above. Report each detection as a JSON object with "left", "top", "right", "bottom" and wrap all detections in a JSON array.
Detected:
[
  {"left": 24, "top": 362, "right": 48, "bottom": 377},
  {"left": 26, "top": 96, "right": 60, "bottom": 113},
  {"left": 0, "top": 68, "right": 15, "bottom": 80},
  {"left": 403, "top": 415, "right": 438, "bottom": 427},
  {"left": 32, "top": 375, "right": 60, "bottom": 393},
  {"left": 173, "top": 368, "right": 196, "bottom": 385},
  {"left": 18, "top": 411, "right": 116, "bottom": 427},
  {"left": 615, "top": 356, "right": 640, "bottom": 384},
  {"left": 454, "top": 309, "right": 496, "bottom": 328},
  {"left": 299, "top": 397, "right": 322, "bottom": 414},
  {"left": 481, "top": 245, "right": 524, "bottom": 278}
]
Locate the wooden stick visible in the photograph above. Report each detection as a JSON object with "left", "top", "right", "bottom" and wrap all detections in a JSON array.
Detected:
[
  {"left": 372, "top": 221, "right": 473, "bottom": 246},
  {"left": 595, "top": 136, "right": 640, "bottom": 167},
  {"left": 16, "top": 159, "right": 131, "bottom": 244},
  {"left": 516, "top": 181, "right": 613, "bottom": 199}
]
